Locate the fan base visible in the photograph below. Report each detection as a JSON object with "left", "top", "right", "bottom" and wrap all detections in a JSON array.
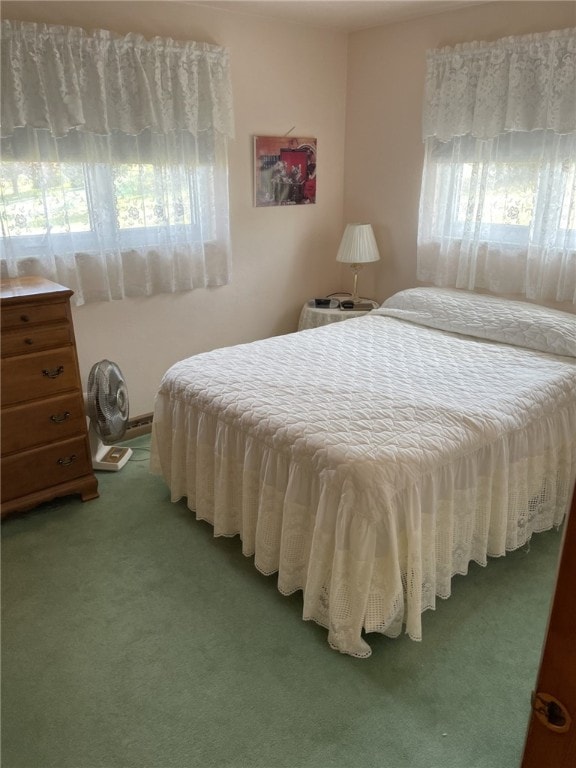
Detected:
[{"left": 92, "top": 445, "right": 133, "bottom": 472}]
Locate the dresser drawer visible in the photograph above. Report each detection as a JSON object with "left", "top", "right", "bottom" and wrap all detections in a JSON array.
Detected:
[
  {"left": 1, "top": 436, "right": 92, "bottom": 503},
  {"left": 1, "top": 347, "right": 80, "bottom": 406},
  {"left": 1, "top": 324, "right": 73, "bottom": 358},
  {"left": 1, "top": 299, "right": 69, "bottom": 329},
  {"left": 1, "top": 393, "right": 87, "bottom": 456}
]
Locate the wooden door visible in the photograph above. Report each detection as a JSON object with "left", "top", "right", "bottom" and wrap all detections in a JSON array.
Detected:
[{"left": 520, "top": 483, "right": 576, "bottom": 767}]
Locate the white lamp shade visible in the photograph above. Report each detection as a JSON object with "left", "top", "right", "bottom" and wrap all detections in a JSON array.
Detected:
[{"left": 336, "top": 224, "right": 380, "bottom": 264}]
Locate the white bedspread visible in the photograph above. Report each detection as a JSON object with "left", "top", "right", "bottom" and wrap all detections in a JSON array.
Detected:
[{"left": 150, "top": 289, "right": 576, "bottom": 657}]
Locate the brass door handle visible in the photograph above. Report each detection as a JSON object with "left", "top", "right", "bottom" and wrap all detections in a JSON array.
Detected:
[{"left": 532, "top": 692, "right": 572, "bottom": 733}]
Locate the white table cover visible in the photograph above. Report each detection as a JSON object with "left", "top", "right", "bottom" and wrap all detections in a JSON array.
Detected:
[{"left": 298, "top": 303, "right": 370, "bottom": 330}]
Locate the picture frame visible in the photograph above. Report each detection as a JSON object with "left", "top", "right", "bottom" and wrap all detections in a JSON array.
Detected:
[{"left": 253, "top": 136, "right": 317, "bottom": 207}]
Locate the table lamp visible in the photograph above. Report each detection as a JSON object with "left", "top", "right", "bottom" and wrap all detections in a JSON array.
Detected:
[{"left": 336, "top": 224, "right": 380, "bottom": 304}]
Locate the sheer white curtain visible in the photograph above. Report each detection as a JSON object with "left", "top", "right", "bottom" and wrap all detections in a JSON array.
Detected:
[
  {"left": 417, "top": 28, "right": 576, "bottom": 304},
  {"left": 0, "top": 21, "right": 234, "bottom": 305}
]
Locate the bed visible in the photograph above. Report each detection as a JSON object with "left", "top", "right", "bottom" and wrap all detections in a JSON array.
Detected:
[{"left": 150, "top": 287, "right": 576, "bottom": 657}]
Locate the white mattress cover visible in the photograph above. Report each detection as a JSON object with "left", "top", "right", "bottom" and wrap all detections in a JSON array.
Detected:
[{"left": 150, "top": 295, "right": 576, "bottom": 657}]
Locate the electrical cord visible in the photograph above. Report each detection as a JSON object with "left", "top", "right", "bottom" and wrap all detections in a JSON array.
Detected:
[{"left": 114, "top": 443, "right": 150, "bottom": 462}]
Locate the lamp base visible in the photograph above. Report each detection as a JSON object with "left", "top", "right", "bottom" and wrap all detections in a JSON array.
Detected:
[
  {"left": 350, "top": 264, "right": 361, "bottom": 303},
  {"left": 347, "top": 265, "right": 378, "bottom": 308}
]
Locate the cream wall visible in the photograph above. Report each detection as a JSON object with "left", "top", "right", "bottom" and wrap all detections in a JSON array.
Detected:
[
  {"left": 4, "top": 2, "right": 576, "bottom": 414},
  {"left": 345, "top": 1, "right": 576, "bottom": 302},
  {"left": 1, "top": 1, "right": 349, "bottom": 415}
]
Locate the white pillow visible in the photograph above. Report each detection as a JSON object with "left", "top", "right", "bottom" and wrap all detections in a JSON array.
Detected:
[{"left": 375, "top": 287, "right": 576, "bottom": 358}]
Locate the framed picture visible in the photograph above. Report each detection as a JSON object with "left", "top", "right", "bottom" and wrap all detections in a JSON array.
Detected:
[{"left": 253, "top": 136, "right": 317, "bottom": 207}]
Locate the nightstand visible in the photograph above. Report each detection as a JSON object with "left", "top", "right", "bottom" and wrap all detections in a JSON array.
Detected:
[{"left": 298, "top": 302, "right": 375, "bottom": 331}]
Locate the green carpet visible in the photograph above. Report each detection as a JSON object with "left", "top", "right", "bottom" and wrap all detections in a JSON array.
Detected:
[{"left": 1, "top": 435, "right": 561, "bottom": 768}]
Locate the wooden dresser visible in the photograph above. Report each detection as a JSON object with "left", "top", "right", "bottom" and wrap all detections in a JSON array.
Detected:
[{"left": 1, "top": 277, "right": 98, "bottom": 517}]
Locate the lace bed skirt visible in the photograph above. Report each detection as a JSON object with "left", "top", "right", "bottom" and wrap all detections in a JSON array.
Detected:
[{"left": 150, "top": 393, "right": 576, "bottom": 658}]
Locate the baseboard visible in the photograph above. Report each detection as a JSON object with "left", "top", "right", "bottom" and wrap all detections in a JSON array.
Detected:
[{"left": 124, "top": 412, "right": 154, "bottom": 438}]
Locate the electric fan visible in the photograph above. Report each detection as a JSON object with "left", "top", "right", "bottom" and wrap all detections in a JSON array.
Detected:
[{"left": 86, "top": 360, "right": 133, "bottom": 471}]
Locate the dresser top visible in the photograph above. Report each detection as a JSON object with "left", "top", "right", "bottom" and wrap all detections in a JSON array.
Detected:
[{"left": 0, "top": 276, "right": 73, "bottom": 303}]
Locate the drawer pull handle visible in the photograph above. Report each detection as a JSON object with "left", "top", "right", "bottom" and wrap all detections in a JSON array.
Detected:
[
  {"left": 24, "top": 337, "right": 34, "bottom": 345},
  {"left": 57, "top": 454, "right": 77, "bottom": 467},
  {"left": 20, "top": 314, "right": 30, "bottom": 322},
  {"left": 50, "top": 411, "right": 71, "bottom": 423},
  {"left": 42, "top": 366, "right": 64, "bottom": 379}
]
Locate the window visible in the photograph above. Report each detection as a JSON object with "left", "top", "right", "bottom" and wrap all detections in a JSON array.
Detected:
[
  {"left": 1, "top": 162, "right": 202, "bottom": 236},
  {"left": 0, "top": 21, "right": 234, "bottom": 305},
  {"left": 1, "top": 159, "right": 216, "bottom": 255},
  {"left": 417, "top": 29, "right": 576, "bottom": 304},
  {"left": 427, "top": 135, "right": 575, "bottom": 245}
]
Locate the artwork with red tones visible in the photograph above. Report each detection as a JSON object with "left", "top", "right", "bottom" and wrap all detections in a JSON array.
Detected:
[{"left": 253, "top": 136, "right": 317, "bottom": 206}]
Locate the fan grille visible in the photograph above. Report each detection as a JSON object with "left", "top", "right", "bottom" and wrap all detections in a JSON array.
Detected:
[{"left": 87, "top": 360, "right": 130, "bottom": 444}]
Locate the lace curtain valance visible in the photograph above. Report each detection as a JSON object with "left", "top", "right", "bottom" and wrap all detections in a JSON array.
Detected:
[
  {"left": 0, "top": 20, "right": 234, "bottom": 305},
  {"left": 423, "top": 28, "right": 576, "bottom": 141},
  {"left": 417, "top": 28, "right": 576, "bottom": 305},
  {"left": 1, "top": 20, "right": 234, "bottom": 142}
]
